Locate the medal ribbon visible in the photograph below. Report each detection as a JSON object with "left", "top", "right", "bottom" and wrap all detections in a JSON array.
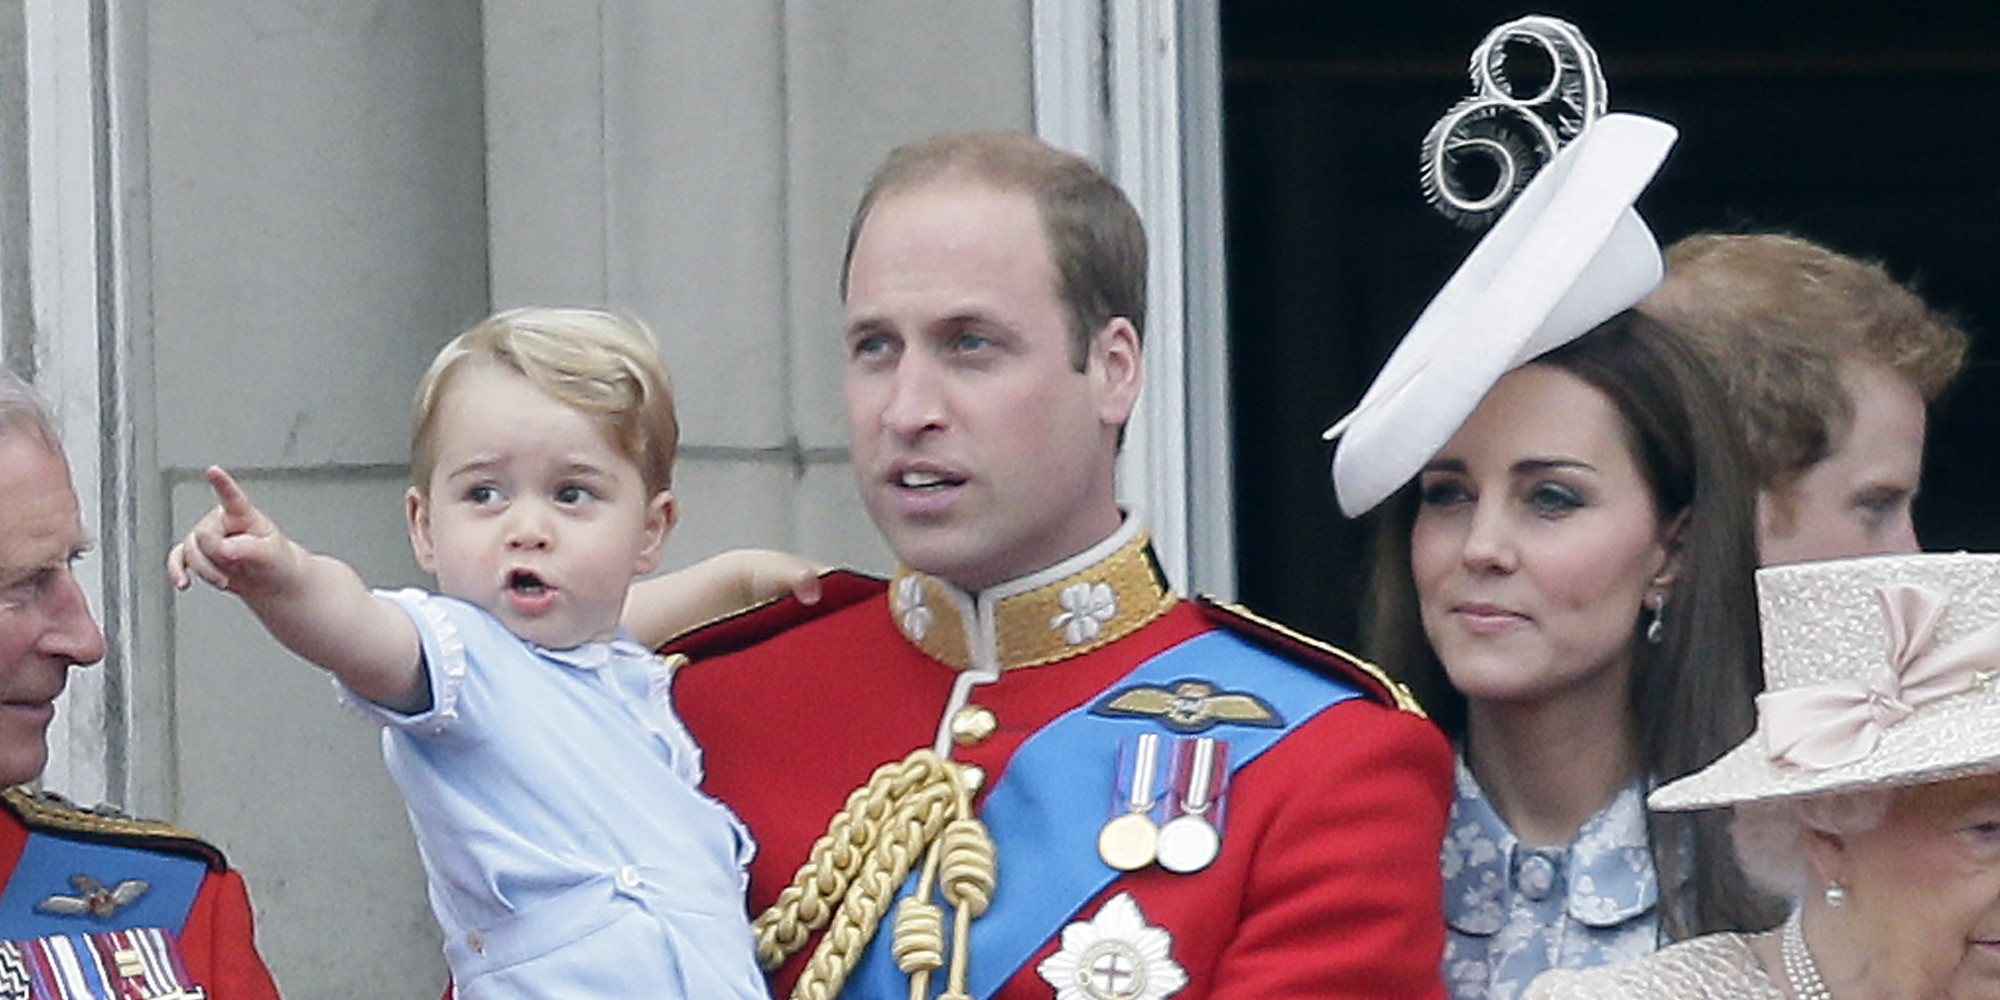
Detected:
[{"left": 846, "top": 629, "right": 1362, "bottom": 999}]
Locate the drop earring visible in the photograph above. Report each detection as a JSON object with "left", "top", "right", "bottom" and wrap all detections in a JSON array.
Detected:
[
  {"left": 1644, "top": 593, "right": 1666, "bottom": 645},
  {"left": 1824, "top": 881, "right": 1846, "bottom": 908}
]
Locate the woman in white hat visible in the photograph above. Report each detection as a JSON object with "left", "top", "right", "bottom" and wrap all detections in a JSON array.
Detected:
[
  {"left": 1353, "top": 308, "right": 1785, "bottom": 1000},
  {"left": 1329, "top": 20, "right": 1784, "bottom": 999},
  {"left": 1525, "top": 552, "right": 2000, "bottom": 1000}
]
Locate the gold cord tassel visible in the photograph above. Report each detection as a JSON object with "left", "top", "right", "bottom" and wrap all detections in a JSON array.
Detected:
[
  {"left": 753, "top": 752, "right": 956, "bottom": 969},
  {"left": 933, "top": 816, "right": 996, "bottom": 1000},
  {"left": 754, "top": 749, "right": 997, "bottom": 1000},
  {"left": 894, "top": 845, "right": 946, "bottom": 1000}
]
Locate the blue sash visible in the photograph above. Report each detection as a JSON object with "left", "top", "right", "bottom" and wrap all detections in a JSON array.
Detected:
[
  {"left": 846, "top": 629, "right": 1362, "bottom": 999},
  {"left": 0, "top": 833, "right": 206, "bottom": 939}
]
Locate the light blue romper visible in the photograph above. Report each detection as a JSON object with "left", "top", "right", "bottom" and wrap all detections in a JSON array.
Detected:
[{"left": 347, "top": 589, "right": 768, "bottom": 1000}]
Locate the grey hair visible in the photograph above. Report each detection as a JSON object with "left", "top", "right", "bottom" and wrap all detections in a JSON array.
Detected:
[
  {"left": 1729, "top": 788, "right": 1897, "bottom": 897},
  {"left": 0, "top": 368, "right": 61, "bottom": 453}
]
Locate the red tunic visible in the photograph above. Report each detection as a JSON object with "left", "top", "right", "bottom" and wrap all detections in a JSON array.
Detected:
[
  {"left": 0, "top": 791, "right": 281, "bottom": 999},
  {"left": 670, "top": 530, "right": 1451, "bottom": 1000}
]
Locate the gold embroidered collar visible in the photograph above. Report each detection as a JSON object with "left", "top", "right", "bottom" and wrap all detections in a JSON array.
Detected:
[{"left": 888, "top": 520, "right": 1176, "bottom": 674}]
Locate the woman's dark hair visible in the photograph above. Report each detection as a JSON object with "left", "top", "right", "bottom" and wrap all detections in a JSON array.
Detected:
[{"left": 1361, "top": 309, "right": 1784, "bottom": 938}]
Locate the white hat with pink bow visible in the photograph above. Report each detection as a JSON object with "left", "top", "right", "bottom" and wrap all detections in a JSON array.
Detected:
[{"left": 1652, "top": 552, "right": 2000, "bottom": 811}]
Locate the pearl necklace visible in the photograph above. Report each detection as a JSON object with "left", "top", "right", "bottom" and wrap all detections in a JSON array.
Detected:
[{"left": 1781, "top": 910, "right": 1833, "bottom": 1000}]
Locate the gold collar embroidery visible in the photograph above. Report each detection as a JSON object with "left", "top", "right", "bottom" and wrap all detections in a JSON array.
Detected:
[{"left": 888, "top": 522, "right": 1176, "bottom": 673}]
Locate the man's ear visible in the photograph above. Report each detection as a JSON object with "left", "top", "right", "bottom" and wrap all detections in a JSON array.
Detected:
[
  {"left": 405, "top": 487, "right": 438, "bottom": 575},
  {"left": 1090, "top": 317, "right": 1142, "bottom": 429},
  {"left": 633, "top": 489, "right": 679, "bottom": 576}
]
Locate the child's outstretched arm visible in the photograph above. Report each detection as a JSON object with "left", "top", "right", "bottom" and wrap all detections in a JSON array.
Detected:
[
  {"left": 168, "top": 465, "right": 427, "bottom": 713},
  {"left": 622, "top": 548, "right": 826, "bottom": 647}
]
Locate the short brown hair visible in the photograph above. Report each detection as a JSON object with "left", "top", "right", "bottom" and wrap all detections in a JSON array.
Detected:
[
  {"left": 839, "top": 130, "right": 1147, "bottom": 369},
  {"left": 1640, "top": 233, "right": 1969, "bottom": 491},
  {"left": 410, "top": 307, "right": 679, "bottom": 495}
]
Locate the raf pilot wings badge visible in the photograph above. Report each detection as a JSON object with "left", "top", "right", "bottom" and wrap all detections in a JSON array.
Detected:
[
  {"left": 36, "top": 875, "right": 152, "bottom": 920},
  {"left": 1088, "top": 679, "right": 1284, "bottom": 734}
]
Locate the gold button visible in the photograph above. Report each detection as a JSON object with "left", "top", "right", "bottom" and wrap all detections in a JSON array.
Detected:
[
  {"left": 951, "top": 705, "right": 998, "bottom": 746},
  {"left": 958, "top": 764, "right": 986, "bottom": 794}
]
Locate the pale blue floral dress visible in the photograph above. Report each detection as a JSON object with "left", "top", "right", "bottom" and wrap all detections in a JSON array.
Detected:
[{"left": 1440, "top": 755, "right": 1660, "bottom": 1000}]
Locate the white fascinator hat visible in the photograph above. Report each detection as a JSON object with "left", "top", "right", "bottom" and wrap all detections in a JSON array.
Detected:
[
  {"left": 1324, "top": 15, "right": 1678, "bottom": 517},
  {"left": 1650, "top": 552, "right": 2000, "bottom": 811}
]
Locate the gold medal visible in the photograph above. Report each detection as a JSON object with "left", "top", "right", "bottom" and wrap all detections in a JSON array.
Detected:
[
  {"left": 1096, "top": 812, "right": 1159, "bottom": 872},
  {"left": 1097, "top": 732, "right": 1163, "bottom": 870}
]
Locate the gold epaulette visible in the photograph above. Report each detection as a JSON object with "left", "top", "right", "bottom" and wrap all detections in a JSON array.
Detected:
[
  {"left": 1192, "top": 596, "right": 1429, "bottom": 717},
  {"left": 3, "top": 787, "right": 227, "bottom": 870}
]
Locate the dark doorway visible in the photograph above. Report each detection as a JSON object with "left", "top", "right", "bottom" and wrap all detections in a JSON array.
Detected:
[{"left": 1223, "top": 2, "right": 2000, "bottom": 649}]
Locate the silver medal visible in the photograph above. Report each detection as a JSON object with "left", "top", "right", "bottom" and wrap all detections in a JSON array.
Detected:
[
  {"left": 1157, "top": 736, "right": 1222, "bottom": 874},
  {"left": 1155, "top": 813, "right": 1220, "bottom": 874}
]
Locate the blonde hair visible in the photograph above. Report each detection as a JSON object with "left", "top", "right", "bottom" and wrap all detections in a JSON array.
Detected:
[{"left": 410, "top": 307, "right": 679, "bottom": 495}]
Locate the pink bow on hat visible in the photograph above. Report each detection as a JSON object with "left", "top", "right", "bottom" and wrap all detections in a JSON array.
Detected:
[{"left": 1760, "top": 584, "right": 2000, "bottom": 771}]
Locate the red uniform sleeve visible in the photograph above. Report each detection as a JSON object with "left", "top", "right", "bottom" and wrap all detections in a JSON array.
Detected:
[
  {"left": 1209, "top": 702, "right": 1452, "bottom": 1000},
  {"left": 179, "top": 867, "right": 282, "bottom": 1000}
]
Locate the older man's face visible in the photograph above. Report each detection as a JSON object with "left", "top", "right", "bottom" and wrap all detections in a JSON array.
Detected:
[{"left": 0, "top": 434, "right": 104, "bottom": 785}]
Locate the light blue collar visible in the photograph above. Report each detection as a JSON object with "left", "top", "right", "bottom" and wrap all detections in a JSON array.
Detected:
[
  {"left": 530, "top": 631, "right": 654, "bottom": 672},
  {"left": 1441, "top": 754, "right": 1657, "bottom": 934}
]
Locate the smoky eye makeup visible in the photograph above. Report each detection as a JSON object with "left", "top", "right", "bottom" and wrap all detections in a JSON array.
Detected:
[{"left": 1524, "top": 479, "right": 1588, "bottom": 515}]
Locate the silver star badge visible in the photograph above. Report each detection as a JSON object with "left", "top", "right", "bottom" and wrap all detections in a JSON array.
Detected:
[{"left": 1037, "top": 892, "right": 1187, "bottom": 1000}]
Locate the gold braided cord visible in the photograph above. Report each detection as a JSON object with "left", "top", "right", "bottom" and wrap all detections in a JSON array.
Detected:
[
  {"left": 756, "top": 749, "right": 996, "bottom": 1000},
  {"left": 934, "top": 816, "right": 994, "bottom": 1000},
  {"left": 935, "top": 818, "right": 995, "bottom": 917},
  {"left": 891, "top": 896, "right": 944, "bottom": 974},
  {"left": 894, "top": 837, "right": 946, "bottom": 980},
  {"left": 752, "top": 752, "right": 960, "bottom": 970},
  {"left": 895, "top": 836, "right": 947, "bottom": 1000},
  {"left": 792, "top": 801, "right": 945, "bottom": 1000}
]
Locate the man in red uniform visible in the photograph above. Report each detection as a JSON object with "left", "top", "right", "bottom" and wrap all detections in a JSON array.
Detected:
[
  {"left": 0, "top": 369, "right": 280, "bottom": 998},
  {"left": 667, "top": 131, "right": 1452, "bottom": 1000}
]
